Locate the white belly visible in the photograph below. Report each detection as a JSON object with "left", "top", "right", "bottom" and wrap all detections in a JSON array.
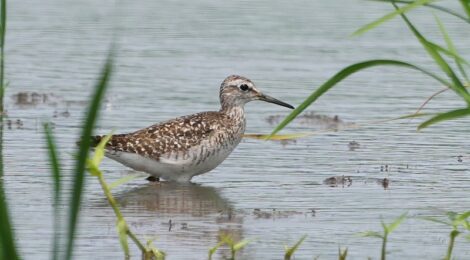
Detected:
[{"left": 105, "top": 138, "right": 239, "bottom": 182}]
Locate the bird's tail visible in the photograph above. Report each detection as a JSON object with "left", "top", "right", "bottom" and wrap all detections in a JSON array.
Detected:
[
  {"left": 75, "top": 135, "right": 109, "bottom": 148},
  {"left": 76, "top": 134, "right": 128, "bottom": 148}
]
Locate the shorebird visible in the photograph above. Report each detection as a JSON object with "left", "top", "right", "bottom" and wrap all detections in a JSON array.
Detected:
[{"left": 91, "top": 75, "right": 294, "bottom": 182}]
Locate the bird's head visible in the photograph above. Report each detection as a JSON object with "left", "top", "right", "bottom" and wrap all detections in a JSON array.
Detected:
[{"left": 219, "top": 75, "right": 294, "bottom": 110}]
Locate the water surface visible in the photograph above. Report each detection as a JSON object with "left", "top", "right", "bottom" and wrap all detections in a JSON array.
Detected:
[{"left": 4, "top": 0, "right": 470, "bottom": 259}]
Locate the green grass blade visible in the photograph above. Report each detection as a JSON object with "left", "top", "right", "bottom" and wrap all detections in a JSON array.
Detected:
[
  {"left": 434, "top": 14, "right": 469, "bottom": 81},
  {"left": 418, "top": 108, "right": 470, "bottom": 130},
  {"left": 338, "top": 247, "right": 348, "bottom": 260},
  {"left": 369, "top": 0, "right": 470, "bottom": 23},
  {"left": 208, "top": 241, "right": 225, "bottom": 260},
  {"left": 65, "top": 50, "right": 114, "bottom": 260},
  {"left": 284, "top": 235, "right": 307, "bottom": 260},
  {"left": 428, "top": 41, "right": 470, "bottom": 68},
  {"left": 459, "top": 0, "right": 470, "bottom": 18},
  {"left": 386, "top": 213, "right": 407, "bottom": 234},
  {"left": 0, "top": 0, "right": 6, "bottom": 110},
  {"left": 420, "top": 216, "right": 451, "bottom": 226},
  {"left": 270, "top": 59, "right": 451, "bottom": 136},
  {"left": 0, "top": 184, "right": 19, "bottom": 260},
  {"left": 109, "top": 174, "right": 143, "bottom": 190},
  {"left": 359, "top": 231, "right": 384, "bottom": 239},
  {"left": 233, "top": 239, "right": 251, "bottom": 251},
  {"left": 394, "top": 3, "right": 470, "bottom": 104},
  {"left": 116, "top": 219, "right": 130, "bottom": 257},
  {"left": 0, "top": 0, "right": 18, "bottom": 258},
  {"left": 352, "top": 0, "right": 435, "bottom": 36},
  {"left": 44, "top": 123, "right": 62, "bottom": 260}
]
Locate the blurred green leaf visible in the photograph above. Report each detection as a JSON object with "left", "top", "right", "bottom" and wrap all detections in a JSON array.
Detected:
[
  {"left": 385, "top": 213, "right": 407, "bottom": 234},
  {"left": 395, "top": 3, "right": 470, "bottom": 104},
  {"left": 418, "top": 108, "right": 470, "bottom": 130},
  {"left": 0, "top": 181, "right": 19, "bottom": 260},
  {"left": 434, "top": 14, "right": 469, "bottom": 81},
  {"left": 233, "top": 239, "right": 251, "bottom": 251},
  {"left": 109, "top": 174, "right": 143, "bottom": 190},
  {"left": 369, "top": 0, "right": 470, "bottom": 23},
  {"left": 428, "top": 41, "right": 470, "bottom": 68},
  {"left": 338, "top": 247, "right": 348, "bottom": 260},
  {"left": 44, "top": 123, "right": 62, "bottom": 260},
  {"left": 353, "top": 0, "right": 435, "bottom": 36},
  {"left": 284, "top": 235, "right": 307, "bottom": 260},
  {"left": 459, "top": 0, "right": 470, "bottom": 18},
  {"left": 0, "top": 0, "right": 18, "bottom": 258},
  {"left": 244, "top": 133, "right": 312, "bottom": 140},
  {"left": 420, "top": 216, "right": 451, "bottom": 226},
  {"left": 65, "top": 49, "right": 114, "bottom": 260},
  {"left": 92, "top": 133, "right": 112, "bottom": 166},
  {"left": 208, "top": 241, "right": 225, "bottom": 260},
  {"left": 270, "top": 59, "right": 451, "bottom": 137},
  {"left": 116, "top": 219, "right": 130, "bottom": 257},
  {"left": 147, "top": 240, "right": 166, "bottom": 260},
  {"left": 360, "top": 231, "right": 384, "bottom": 239}
]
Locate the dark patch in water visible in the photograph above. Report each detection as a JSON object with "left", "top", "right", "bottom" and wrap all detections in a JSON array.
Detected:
[
  {"left": 12, "top": 92, "right": 59, "bottom": 106},
  {"left": 266, "top": 111, "right": 355, "bottom": 130},
  {"left": 377, "top": 178, "right": 390, "bottom": 189},
  {"left": 348, "top": 141, "right": 360, "bottom": 151},
  {"left": 323, "top": 176, "right": 352, "bottom": 187}
]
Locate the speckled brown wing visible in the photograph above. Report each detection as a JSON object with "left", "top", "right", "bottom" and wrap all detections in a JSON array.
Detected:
[{"left": 91, "top": 111, "right": 226, "bottom": 160}]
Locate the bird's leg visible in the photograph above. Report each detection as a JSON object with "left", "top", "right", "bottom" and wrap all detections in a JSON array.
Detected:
[{"left": 146, "top": 176, "right": 160, "bottom": 182}]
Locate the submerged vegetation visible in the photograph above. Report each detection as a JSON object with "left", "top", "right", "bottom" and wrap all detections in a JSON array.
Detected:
[{"left": 0, "top": 0, "right": 469, "bottom": 259}]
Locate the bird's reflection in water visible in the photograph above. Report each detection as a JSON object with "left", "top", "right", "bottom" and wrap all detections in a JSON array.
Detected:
[
  {"left": 101, "top": 182, "right": 248, "bottom": 258},
  {"left": 114, "top": 182, "right": 233, "bottom": 216}
]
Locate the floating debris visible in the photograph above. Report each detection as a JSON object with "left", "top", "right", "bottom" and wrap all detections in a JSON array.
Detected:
[
  {"left": 348, "top": 141, "right": 360, "bottom": 151},
  {"left": 4, "top": 119, "right": 24, "bottom": 130},
  {"left": 377, "top": 178, "right": 390, "bottom": 189},
  {"left": 252, "top": 208, "right": 304, "bottom": 219},
  {"left": 53, "top": 109, "right": 71, "bottom": 118},
  {"left": 12, "top": 92, "right": 60, "bottom": 106},
  {"left": 181, "top": 222, "right": 188, "bottom": 230},
  {"left": 380, "top": 165, "right": 390, "bottom": 172},
  {"left": 457, "top": 155, "right": 463, "bottom": 163},
  {"left": 323, "top": 176, "right": 352, "bottom": 187}
]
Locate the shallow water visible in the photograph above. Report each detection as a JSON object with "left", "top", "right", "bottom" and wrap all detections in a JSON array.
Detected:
[{"left": 4, "top": 0, "right": 470, "bottom": 259}]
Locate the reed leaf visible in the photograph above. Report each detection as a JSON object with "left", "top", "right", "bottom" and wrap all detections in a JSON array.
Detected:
[
  {"left": 244, "top": 133, "right": 311, "bottom": 140},
  {"left": 385, "top": 213, "right": 407, "bottom": 234},
  {"left": 352, "top": 0, "right": 435, "bottom": 36},
  {"left": 369, "top": 0, "right": 470, "bottom": 23},
  {"left": 428, "top": 41, "right": 470, "bottom": 68},
  {"left": 0, "top": 0, "right": 18, "bottom": 258},
  {"left": 459, "top": 0, "right": 470, "bottom": 18},
  {"left": 394, "top": 3, "right": 470, "bottom": 104},
  {"left": 0, "top": 180, "right": 19, "bottom": 260},
  {"left": 284, "top": 235, "right": 307, "bottom": 260},
  {"left": 270, "top": 59, "right": 450, "bottom": 136},
  {"left": 116, "top": 219, "right": 130, "bottom": 257},
  {"left": 0, "top": 0, "right": 6, "bottom": 110},
  {"left": 65, "top": 50, "right": 114, "bottom": 260},
  {"left": 109, "top": 174, "right": 143, "bottom": 190},
  {"left": 434, "top": 14, "right": 469, "bottom": 81},
  {"left": 418, "top": 108, "right": 470, "bottom": 130},
  {"left": 44, "top": 123, "right": 62, "bottom": 260},
  {"left": 208, "top": 241, "right": 225, "bottom": 260},
  {"left": 338, "top": 247, "right": 348, "bottom": 260}
]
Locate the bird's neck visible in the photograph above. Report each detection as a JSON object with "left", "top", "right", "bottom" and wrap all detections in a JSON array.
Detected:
[{"left": 220, "top": 105, "right": 245, "bottom": 121}]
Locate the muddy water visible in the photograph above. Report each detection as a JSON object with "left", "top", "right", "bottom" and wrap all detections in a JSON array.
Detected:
[{"left": 4, "top": 0, "right": 470, "bottom": 259}]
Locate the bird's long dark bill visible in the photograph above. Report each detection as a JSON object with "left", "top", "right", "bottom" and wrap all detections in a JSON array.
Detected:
[{"left": 259, "top": 94, "right": 295, "bottom": 109}]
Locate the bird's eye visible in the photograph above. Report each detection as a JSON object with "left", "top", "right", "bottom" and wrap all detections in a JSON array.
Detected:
[{"left": 240, "top": 84, "right": 249, "bottom": 91}]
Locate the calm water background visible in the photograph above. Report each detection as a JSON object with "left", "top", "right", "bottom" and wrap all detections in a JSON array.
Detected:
[{"left": 3, "top": 0, "right": 470, "bottom": 259}]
